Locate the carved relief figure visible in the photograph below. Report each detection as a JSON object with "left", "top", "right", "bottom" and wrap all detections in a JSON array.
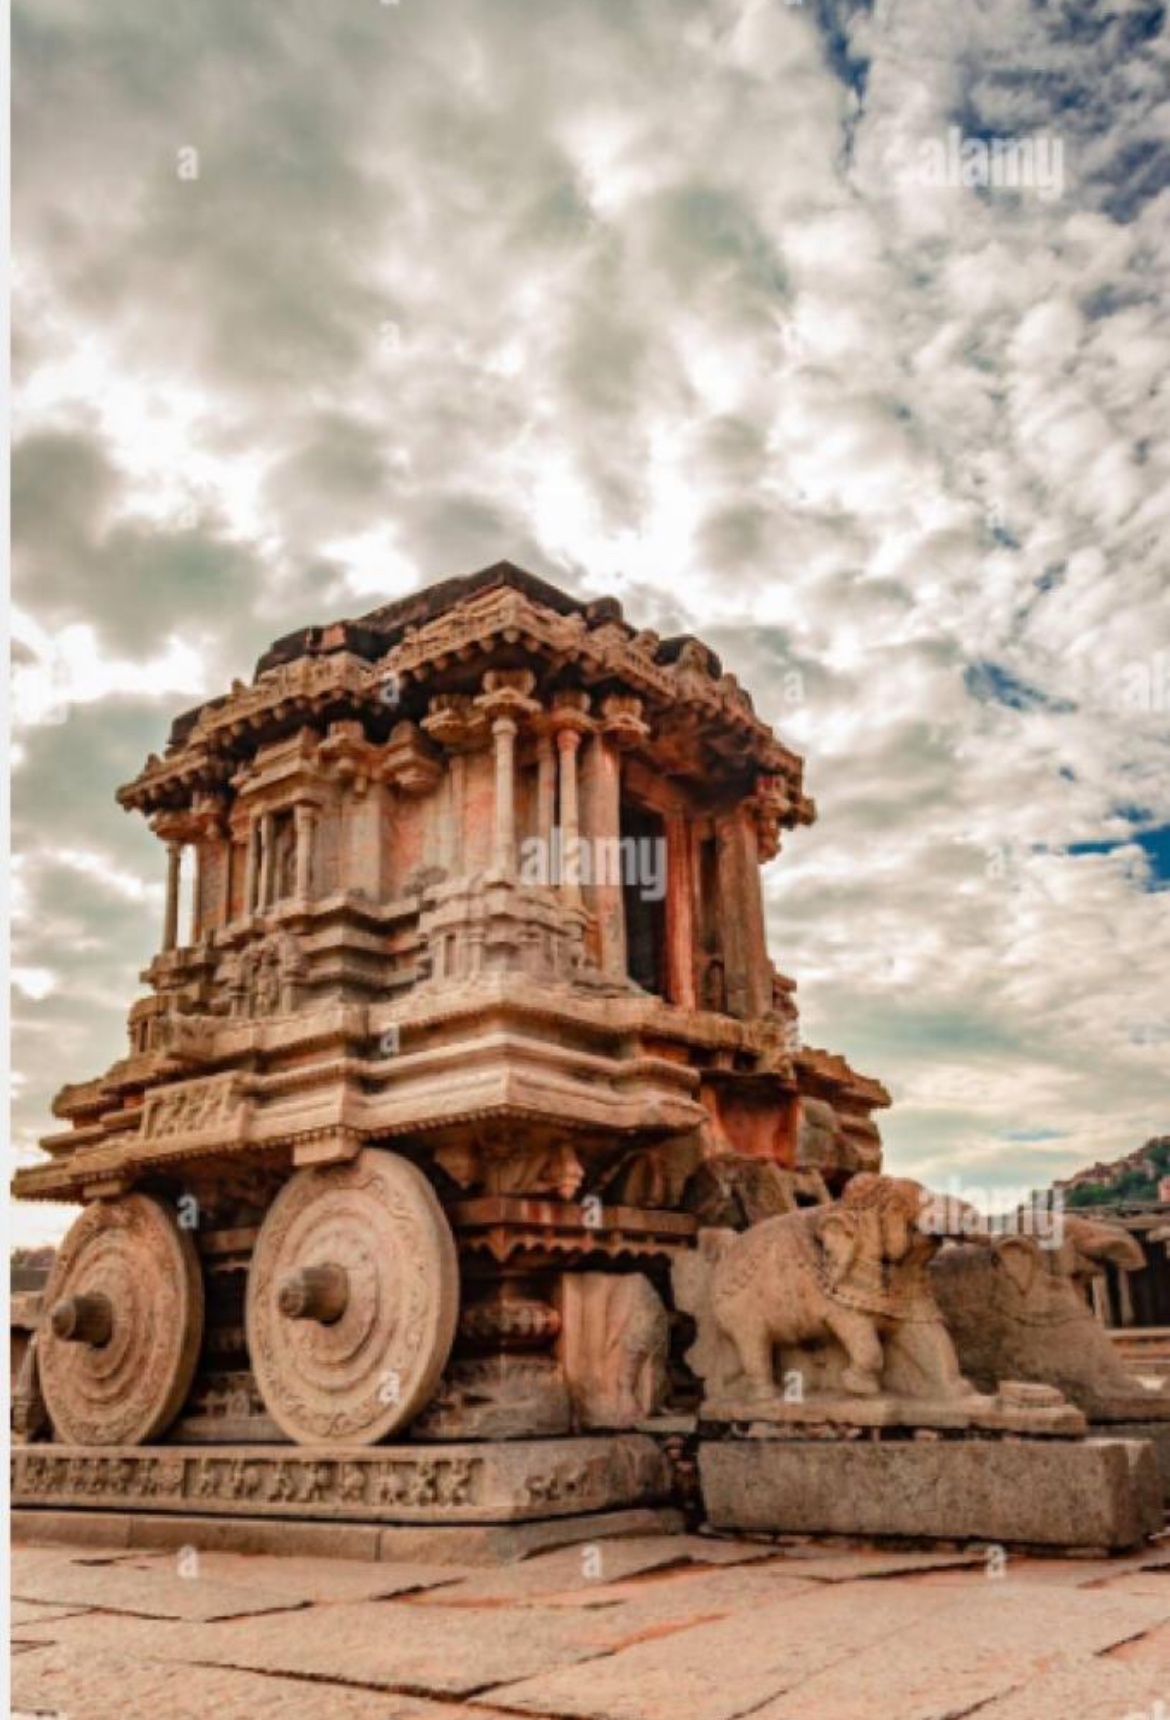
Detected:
[
  {"left": 559, "top": 1273, "right": 671, "bottom": 1429},
  {"left": 232, "top": 931, "right": 307, "bottom": 1018}
]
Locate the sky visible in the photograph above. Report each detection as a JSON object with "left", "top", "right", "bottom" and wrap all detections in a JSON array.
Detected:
[{"left": 11, "top": 0, "right": 1170, "bottom": 1246}]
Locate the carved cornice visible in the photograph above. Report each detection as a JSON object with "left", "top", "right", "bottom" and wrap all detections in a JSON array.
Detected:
[{"left": 118, "top": 578, "right": 810, "bottom": 816}]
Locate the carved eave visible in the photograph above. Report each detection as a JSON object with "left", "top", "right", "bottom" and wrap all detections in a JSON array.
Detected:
[
  {"left": 117, "top": 653, "right": 382, "bottom": 814},
  {"left": 796, "top": 1047, "right": 892, "bottom": 1114},
  {"left": 117, "top": 571, "right": 813, "bottom": 817},
  {"left": 118, "top": 740, "right": 232, "bottom": 816},
  {"left": 387, "top": 583, "right": 796, "bottom": 781}
]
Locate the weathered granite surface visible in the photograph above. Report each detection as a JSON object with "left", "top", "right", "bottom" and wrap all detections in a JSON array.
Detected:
[{"left": 699, "top": 1434, "right": 1163, "bottom": 1550}]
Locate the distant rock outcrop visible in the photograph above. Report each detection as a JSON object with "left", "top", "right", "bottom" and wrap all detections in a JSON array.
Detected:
[{"left": 1057, "top": 1137, "right": 1170, "bottom": 1209}]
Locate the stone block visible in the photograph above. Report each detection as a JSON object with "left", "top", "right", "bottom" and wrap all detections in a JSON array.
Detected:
[
  {"left": 699, "top": 1435, "right": 1162, "bottom": 1550},
  {"left": 13, "top": 1502, "right": 685, "bottom": 1567},
  {"left": 1093, "top": 1418, "right": 1170, "bottom": 1502},
  {"left": 376, "top": 1505, "right": 684, "bottom": 1565}
]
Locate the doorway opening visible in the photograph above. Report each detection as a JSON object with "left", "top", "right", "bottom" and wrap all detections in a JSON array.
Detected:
[{"left": 621, "top": 802, "right": 668, "bottom": 997}]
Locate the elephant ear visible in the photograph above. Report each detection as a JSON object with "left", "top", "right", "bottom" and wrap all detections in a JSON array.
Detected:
[
  {"left": 1064, "top": 1216, "right": 1145, "bottom": 1273},
  {"left": 819, "top": 1211, "right": 860, "bottom": 1286},
  {"left": 995, "top": 1235, "right": 1040, "bottom": 1296}
]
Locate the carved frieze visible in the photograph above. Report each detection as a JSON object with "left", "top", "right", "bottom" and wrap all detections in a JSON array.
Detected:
[
  {"left": 141, "top": 1073, "right": 247, "bottom": 1143},
  {"left": 13, "top": 1434, "right": 667, "bottom": 1521}
]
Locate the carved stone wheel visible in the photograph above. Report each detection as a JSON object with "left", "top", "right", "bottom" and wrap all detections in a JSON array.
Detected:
[
  {"left": 39, "top": 1195, "right": 204, "bottom": 1447},
  {"left": 246, "top": 1149, "right": 459, "bottom": 1446}
]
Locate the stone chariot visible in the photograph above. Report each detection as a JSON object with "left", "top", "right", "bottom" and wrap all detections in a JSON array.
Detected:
[{"left": 16, "top": 562, "right": 886, "bottom": 1468}]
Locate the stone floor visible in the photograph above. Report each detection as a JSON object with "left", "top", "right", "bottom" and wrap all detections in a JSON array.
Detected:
[{"left": 10, "top": 1531, "right": 1170, "bottom": 1720}]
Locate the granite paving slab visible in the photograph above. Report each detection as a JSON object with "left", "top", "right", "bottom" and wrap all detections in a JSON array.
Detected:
[
  {"left": 13, "top": 1598, "right": 626, "bottom": 1696},
  {"left": 413, "top": 1534, "right": 785, "bottom": 1605},
  {"left": 201, "top": 1598, "right": 630, "bottom": 1694},
  {"left": 486, "top": 1579, "right": 967, "bottom": 1720},
  {"left": 11, "top": 1643, "right": 519, "bottom": 1720},
  {"left": 112, "top": 1548, "right": 470, "bottom": 1603},
  {"left": 751, "top": 1584, "right": 1170, "bottom": 1720},
  {"left": 12, "top": 1554, "right": 312, "bottom": 1622},
  {"left": 918, "top": 1549, "right": 1170, "bottom": 1589},
  {"left": 10, "top": 1574, "right": 809, "bottom": 1683},
  {"left": 535, "top": 1567, "right": 820, "bottom": 1641},
  {"left": 11, "top": 1599, "right": 95, "bottom": 1626},
  {"left": 956, "top": 1652, "right": 1169, "bottom": 1720},
  {"left": 758, "top": 1547, "right": 988, "bottom": 1582},
  {"left": 1089, "top": 1571, "right": 1170, "bottom": 1598},
  {"left": 11, "top": 1611, "right": 236, "bottom": 1662},
  {"left": 1109, "top": 1615, "right": 1170, "bottom": 1666},
  {"left": 420, "top": 1561, "right": 818, "bottom": 1642}
]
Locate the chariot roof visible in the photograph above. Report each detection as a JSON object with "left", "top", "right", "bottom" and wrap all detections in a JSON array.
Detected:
[{"left": 118, "top": 561, "right": 814, "bottom": 823}]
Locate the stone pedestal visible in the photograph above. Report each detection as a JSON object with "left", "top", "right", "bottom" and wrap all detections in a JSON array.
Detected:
[
  {"left": 700, "top": 1387, "right": 1084, "bottom": 1437},
  {"left": 13, "top": 1435, "right": 669, "bottom": 1527},
  {"left": 699, "top": 1433, "right": 1162, "bottom": 1551},
  {"left": 12, "top": 1503, "right": 684, "bottom": 1565}
]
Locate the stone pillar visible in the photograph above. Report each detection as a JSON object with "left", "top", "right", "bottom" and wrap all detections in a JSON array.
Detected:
[
  {"left": 580, "top": 733, "right": 625, "bottom": 974},
  {"left": 536, "top": 732, "right": 556, "bottom": 858},
  {"left": 665, "top": 814, "right": 697, "bottom": 1008},
  {"left": 192, "top": 844, "right": 207, "bottom": 942},
  {"left": 491, "top": 715, "right": 519, "bottom": 877},
  {"left": 294, "top": 804, "right": 315, "bottom": 900},
  {"left": 1117, "top": 1268, "right": 1135, "bottom": 1327},
  {"left": 435, "top": 753, "right": 468, "bottom": 877},
  {"left": 222, "top": 840, "right": 236, "bottom": 926},
  {"left": 243, "top": 819, "right": 259, "bottom": 915},
  {"left": 163, "top": 842, "right": 183, "bottom": 952},
  {"left": 556, "top": 728, "right": 583, "bottom": 904},
  {"left": 474, "top": 672, "right": 539, "bottom": 881},
  {"left": 257, "top": 812, "right": 274, "bottom": 910},
  {"left": 715, "top": 808, "right": 772, "bottom": 1018},
  {"left": 448, "top": 753, "right": 467, "bottom": 875}
]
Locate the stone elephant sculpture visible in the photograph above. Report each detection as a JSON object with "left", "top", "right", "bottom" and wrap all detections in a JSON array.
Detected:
[
  {"left": 675, "top": 1173, "right": 983, "bottom": 1407},
  {"left": 931, "top": 1215, "right": 1170, "bottom": 1418}
]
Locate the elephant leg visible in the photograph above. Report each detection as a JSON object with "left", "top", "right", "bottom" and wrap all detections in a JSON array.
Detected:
[
  {"left": 884, "top": 1319, "right": 970, "bottom": 1400},
  {"left": 825, "top": 1307, "right": 883, "bottom": 1396},
  {"left": 731, "top": 1318, "right": 777, "bottom": 1401}
]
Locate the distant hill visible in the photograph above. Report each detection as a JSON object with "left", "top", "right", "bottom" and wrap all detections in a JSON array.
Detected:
[{"left": 1057, "top": 1136, "right": 1170, "bottom": 1209}]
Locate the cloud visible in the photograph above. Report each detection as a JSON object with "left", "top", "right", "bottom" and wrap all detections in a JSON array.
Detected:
[{"left": 11, "top": 0, "right": 1170, "bottom": 1236}]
